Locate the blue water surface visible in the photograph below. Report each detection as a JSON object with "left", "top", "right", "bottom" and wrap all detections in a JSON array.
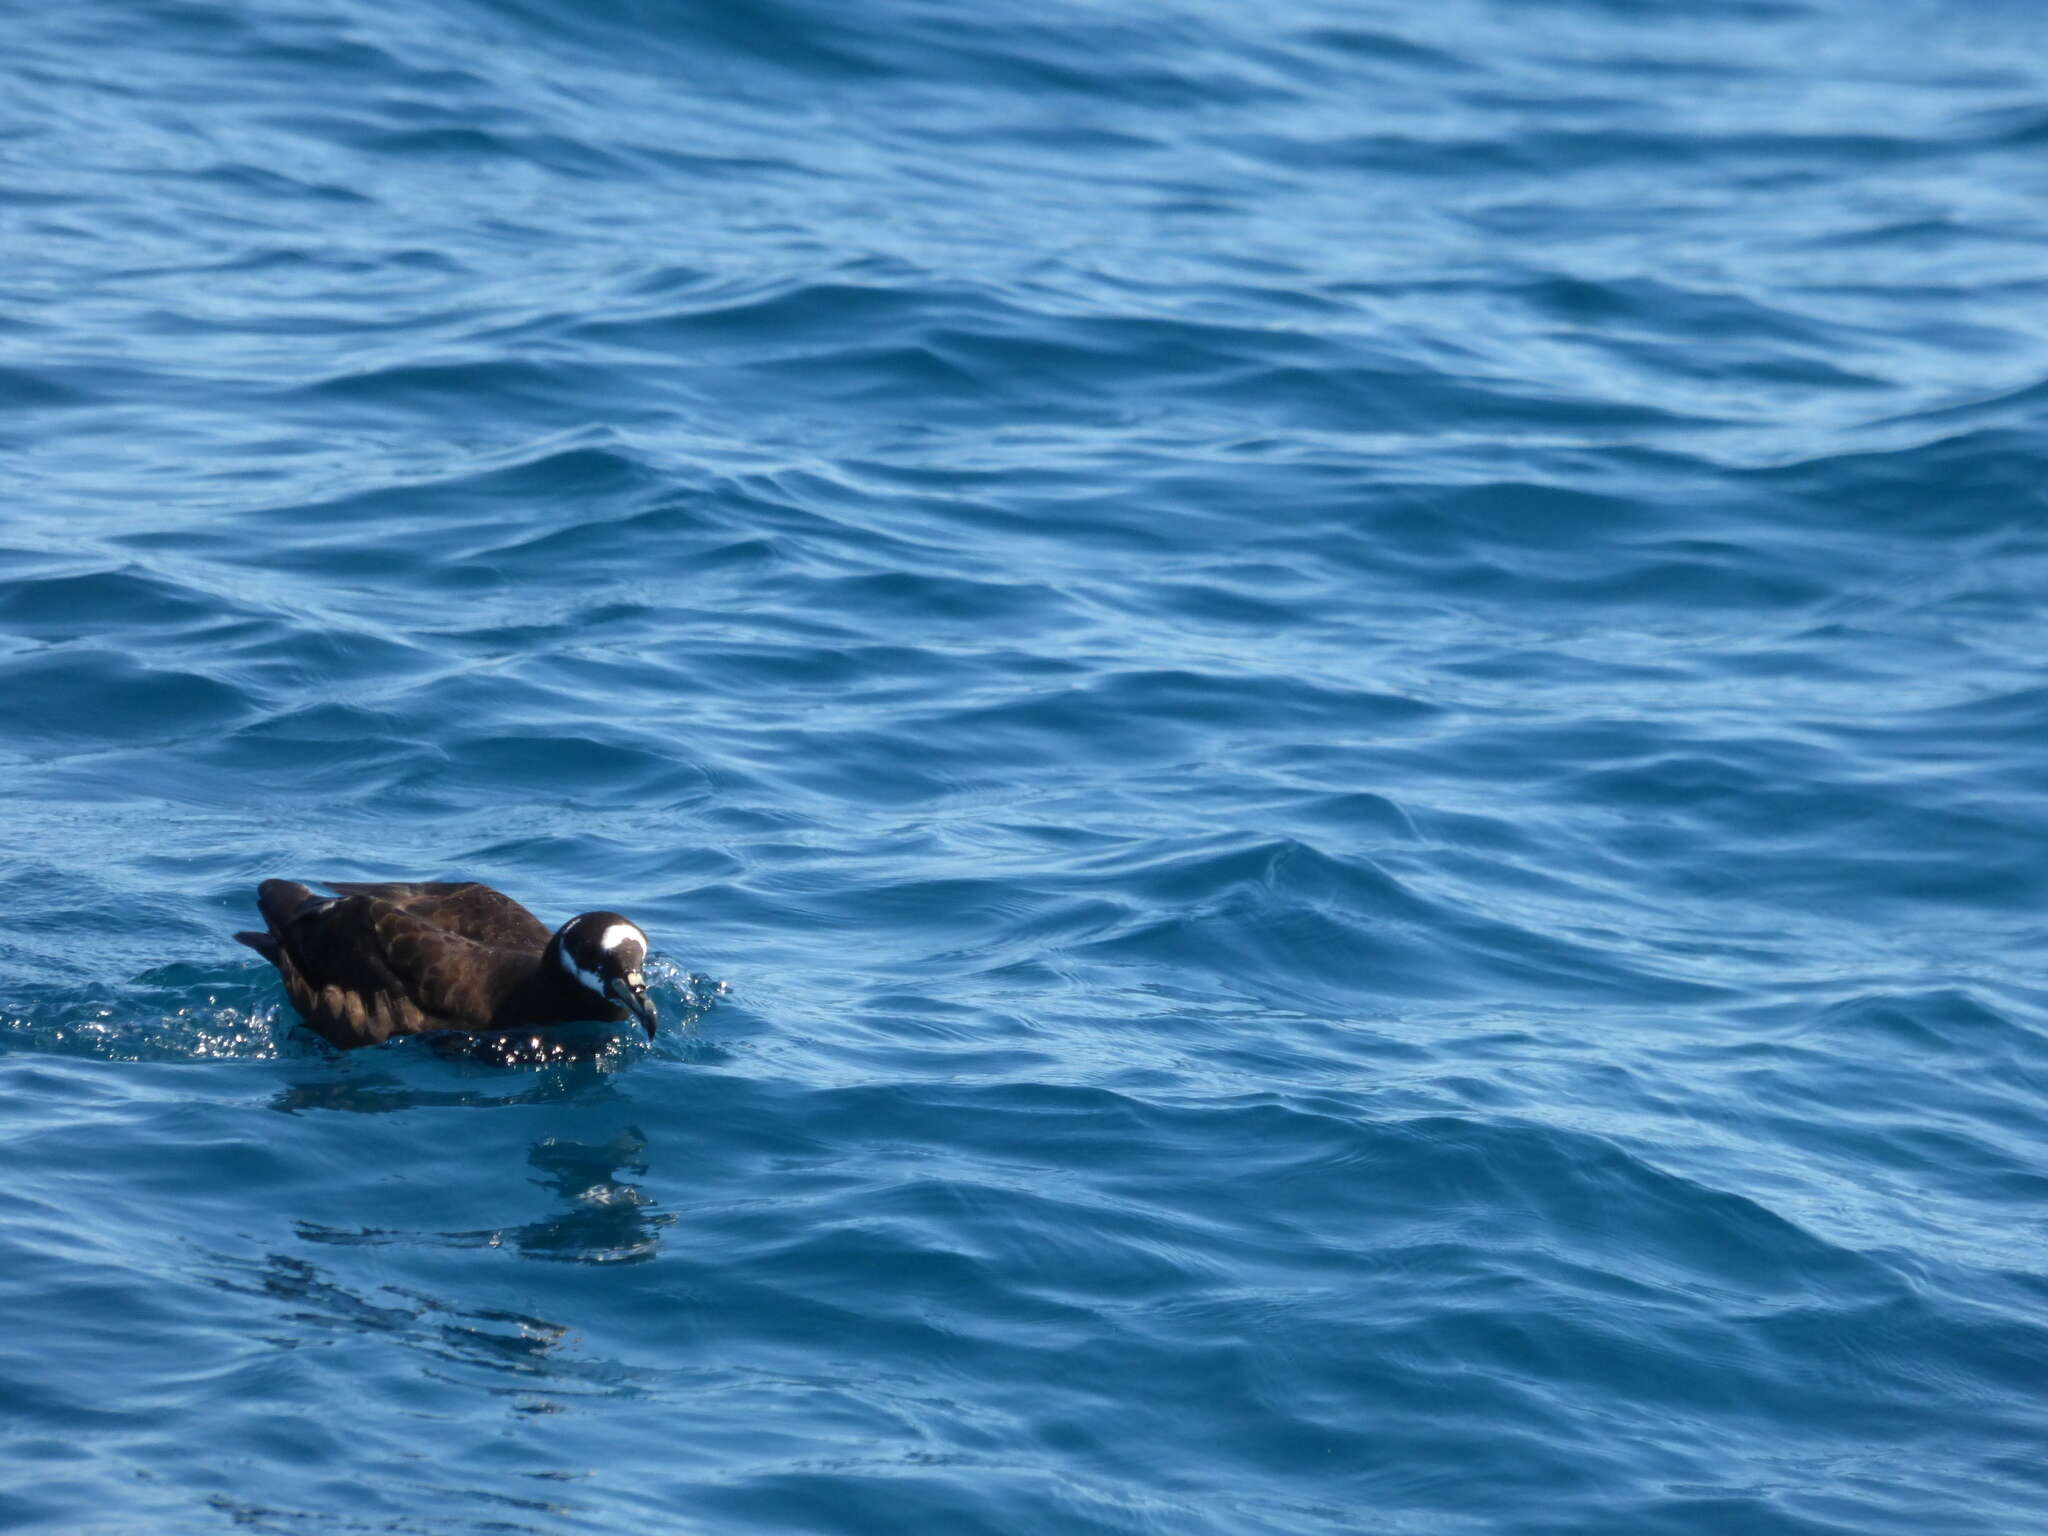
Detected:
[{"left": 5, "top": 0, "right": 2048, "bottom": 1531}]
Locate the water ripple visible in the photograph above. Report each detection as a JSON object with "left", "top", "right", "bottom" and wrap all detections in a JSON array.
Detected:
[{"left": 5, "top": 0, "right": 2048, "bottom": 1532}]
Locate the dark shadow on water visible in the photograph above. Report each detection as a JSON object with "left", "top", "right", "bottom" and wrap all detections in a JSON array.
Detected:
[
  {"left": 519, "top": 1127, "right": 668, "bottom": 1264},
  {"left": 200, "top": 1244, "right": 656, "bottom": 1421},
  {"left": 266, "top": 1062, "right": 622, "bottom": 1115},
  {"left": 294, "top": 1126, "right": 670, "bottom": 1265},
  {"left": 211, "top": 1249, "right": 573, "bottom": 1365}
]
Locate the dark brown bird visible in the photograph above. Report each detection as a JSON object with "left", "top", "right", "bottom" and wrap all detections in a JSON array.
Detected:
[{"left": 234, "top": 879, "right": 657, "bottom": 1050}]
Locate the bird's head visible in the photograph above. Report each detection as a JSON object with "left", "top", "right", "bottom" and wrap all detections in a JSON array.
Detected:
[{"left": 553, "top": 911, "right": 656, "bottom": 1038}]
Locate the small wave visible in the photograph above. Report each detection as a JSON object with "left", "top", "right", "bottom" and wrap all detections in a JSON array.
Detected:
[
  {"left": 1, "top": 995, "right": 292, "bottom": 1064},
  {"left": 0, "top": 961, "right": 720, "bottom": 1070}
]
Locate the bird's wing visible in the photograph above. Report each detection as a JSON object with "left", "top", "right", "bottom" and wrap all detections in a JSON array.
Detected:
[
  {"left": 323, "top": 881, "right": 552, "bottom": 949},
  {"left": 280, "top": 894, "right": 510, "bottom": 1041}
]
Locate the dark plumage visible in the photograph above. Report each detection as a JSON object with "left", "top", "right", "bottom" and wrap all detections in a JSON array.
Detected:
[{"left": 235, "top": 879, "right": 657, "bottom": 1049}]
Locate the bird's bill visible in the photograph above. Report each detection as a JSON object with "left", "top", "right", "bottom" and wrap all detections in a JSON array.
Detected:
[{"left": 607, "top": 973, "right": 658, "bottom": 1038}]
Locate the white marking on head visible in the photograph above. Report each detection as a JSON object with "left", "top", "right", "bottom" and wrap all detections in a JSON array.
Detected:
[
  {"left": 600, "top": 923, "right": 646, "bottom": 956},
  {"left": 559, "top": 942, "right": 607, "bottom": 998}
]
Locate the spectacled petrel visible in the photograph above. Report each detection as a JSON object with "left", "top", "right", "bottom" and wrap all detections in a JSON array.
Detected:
[{"left": 235, "top": 879, "right": 657, "bottom": 1049}]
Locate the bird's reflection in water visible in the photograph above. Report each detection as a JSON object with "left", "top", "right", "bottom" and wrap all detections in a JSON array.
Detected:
[
  {"left": 269, "top": 1067, "right": 603, "bottom": 1116},
  {"left": 516, "top": 1128, "right": 667, "bottom": 1264},
  {"left": 206, "top": 1249, "right": 577, "bottom": 1387},
  {"left": 295, "top": 1126, "right": 670, "bottom": 1265}
]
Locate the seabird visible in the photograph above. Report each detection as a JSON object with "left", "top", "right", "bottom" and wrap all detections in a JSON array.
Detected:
[{"left": 234, "top": 879, "right": 658, "bottom": 1050}]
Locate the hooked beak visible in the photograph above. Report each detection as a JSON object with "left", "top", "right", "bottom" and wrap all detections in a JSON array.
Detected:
[{"left": 607, "top": 973, "right": 657, "bottom": 1039}]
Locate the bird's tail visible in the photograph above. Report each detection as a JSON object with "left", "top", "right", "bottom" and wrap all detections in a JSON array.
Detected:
[
  {"left": 256, "top": 878, "right": 323, "bottom": 933},
  {"left": 234, "top": 930, "right": 281, "bottom": 963},
  {"left": 240, "top": 879, "right": 327, "bottom": 967}
]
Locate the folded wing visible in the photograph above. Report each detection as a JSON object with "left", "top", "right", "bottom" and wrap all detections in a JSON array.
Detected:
[
  {"left": 324, "top": 880, "right": 552, "bottom": 950},
  {"left": 257, "top": 882, "right": 520, "bottom": 1046}
]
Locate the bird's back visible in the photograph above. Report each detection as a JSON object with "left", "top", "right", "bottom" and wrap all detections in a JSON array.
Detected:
[
  {"left": 322, "top": 880, "right": 552, "bottom": 950},
  {"left": 237, "top": 879, "right": 551, "bottom": 1047}
]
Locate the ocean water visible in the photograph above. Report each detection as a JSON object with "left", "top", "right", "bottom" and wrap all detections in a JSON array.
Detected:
[{"left": 4, "top": 0, "right": 2048, "bottom": 1530}]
